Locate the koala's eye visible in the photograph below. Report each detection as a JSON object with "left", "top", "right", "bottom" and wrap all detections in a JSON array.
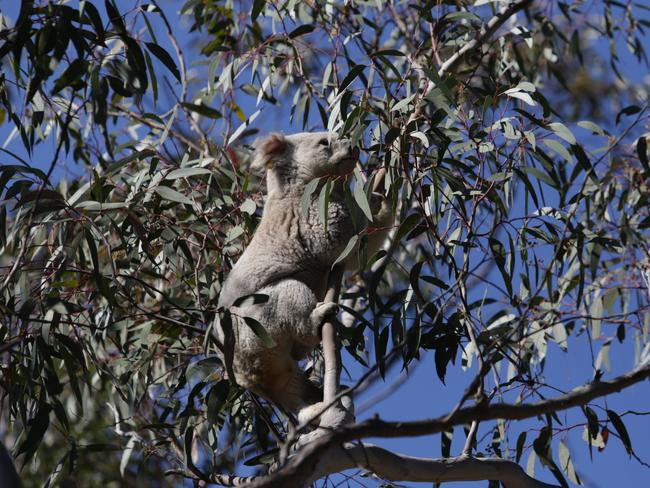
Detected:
[{"left": 318, "top": 138, "right": 329, "bottom": 147}]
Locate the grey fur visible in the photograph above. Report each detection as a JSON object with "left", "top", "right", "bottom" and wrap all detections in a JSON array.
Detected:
[{"left": 215, "top": 132, "right": 390, "bottom": 416}]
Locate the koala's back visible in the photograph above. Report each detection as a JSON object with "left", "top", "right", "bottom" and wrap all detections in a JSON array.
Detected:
[{"left": 217, "top": 187, "right": 353, "bottom": 309}]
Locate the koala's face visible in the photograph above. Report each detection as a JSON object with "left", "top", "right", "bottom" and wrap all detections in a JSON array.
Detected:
[
  {"left": 286, "top": 132, "right": 359, "bottom": 179},
  {"left": 252, "top": 132, "right": 359, "bottom": 191}
]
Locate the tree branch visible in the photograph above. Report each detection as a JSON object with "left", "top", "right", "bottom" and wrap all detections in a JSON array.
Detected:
[
  {"left": 307, "top": 445, "right": 557, "bottom": 488},
  {"left": 321, "top": 264, "right": 345, "bottom": 403},
  {"left": 236, "top": 444, "right": 558, "bottom": 488},
  {"left": 437, "top": 0, "right": 533, "bottom": 78},
  {"left": 407, "top": 0, "right": 533, "bottom": 126},
  {"left": 241, "top": 361, "right": 650, "bottom": 487}
]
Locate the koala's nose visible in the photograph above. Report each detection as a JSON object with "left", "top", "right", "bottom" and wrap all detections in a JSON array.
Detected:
[{"left": 351, "top": 146, "right": 359, "bottom": 159}]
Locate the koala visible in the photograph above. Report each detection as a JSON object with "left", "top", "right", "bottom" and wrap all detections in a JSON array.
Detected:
[{"left": 215, "top": 132, "right": 391, "bottom": 420}]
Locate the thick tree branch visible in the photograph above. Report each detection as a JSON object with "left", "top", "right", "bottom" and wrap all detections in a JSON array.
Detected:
[
  {"left": 241, "top": 361, "right": 650, "bottom": 487},
  {"left": 233, "top": 444, "right": 558, "bottom": 488},
  {"left": 185, "top": 445, "right": 557, "bottom": 488},
  {"left": 307, "top": 445, "right": 557, "bottom": 488}
]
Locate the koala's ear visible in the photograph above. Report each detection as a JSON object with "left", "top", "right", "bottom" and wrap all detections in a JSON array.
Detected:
[{"left": 251, "top": 133, "right": 288, "bottom": 171}]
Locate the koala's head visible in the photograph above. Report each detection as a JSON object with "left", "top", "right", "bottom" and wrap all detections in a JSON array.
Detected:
[{"left": 251, "top": 132, "right": 359, "bottom": 194}]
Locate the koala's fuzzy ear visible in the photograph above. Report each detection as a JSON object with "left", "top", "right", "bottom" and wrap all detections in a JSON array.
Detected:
[{"left": 251, "top": 133, "right": 288, "bottom": 171}]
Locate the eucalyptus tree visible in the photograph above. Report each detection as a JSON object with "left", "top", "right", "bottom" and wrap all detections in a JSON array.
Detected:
[{"left": 1, "top": 1, "right": 649, "bottom": 487}]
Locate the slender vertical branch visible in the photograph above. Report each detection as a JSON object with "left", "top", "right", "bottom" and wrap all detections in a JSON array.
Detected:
[{"left": 321, "top": 264, "right": 345, "bottom": 403}]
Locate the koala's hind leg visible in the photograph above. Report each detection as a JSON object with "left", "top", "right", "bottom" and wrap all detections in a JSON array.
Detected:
[
  {"left": 245, "top": 279, "right": 335, "bottom": 416},
  {"left": 260, "top": 357, "right": 321, "bottom": 415}
]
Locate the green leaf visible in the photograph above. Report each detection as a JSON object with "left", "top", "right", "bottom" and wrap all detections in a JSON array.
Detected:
[
  {"left": 145, "top": 50, "right": 158, "bottom": 101},
  {"left": 181, "top": 102, "right": 222, "bottom": 119},
  {"left": 353, "top": 179, "right": 373, "bottom": 221},
  {"left": 522, "top": 166, "right": 556, "bottom": 188},
  {"left": 372, "top": 49, "right": 405, "bottom": 57},
  {"left": 243, "top": 316, "right": 276, "bottom": 348},
  {"left": 75, "top": 201, "right": 128, "bottom": 211},
  {"left": 489, "top": 237, "right": 512, "bottom": 297},
  {"left": 548, "top": 122, "right": 576, "bottom": 144},
  {"left": 17, "top": 404, "right": 51, "bottom": 463},
  {"left": 84, "top": 2, "right": 105, "bottom": 43},
  {"left": 516, "top": 431, "right": 527, "bottom": 463},
  {"left": 441, "top": 429, "right": 453, "bottom": 458},
  {"left": 572, "top": 144, "right": 599, "bottom": 183},
  {"left": 120, "top": 434, "right": 136, "bottom": 477},
  {"left": 225, "top": 225, "right": 245, "bottom": 243},
  {"left": 206, "top": 380, "right": 230, "bottom": 425},
  {"left": 52, "top": 59, "right": 89, "bottom": 93},
  {"left": 154, "top": 186, "right": 193, "bottom": 205},
  {"left": 606, "top": 409, "right": 633, "bottom": 454},
  {"left": 578, "top": 120, "right": 607, "bottom": 136},
  {"left": 332, "top": 234, "right": 358, "bottom": 267},
  {"left": 376, "top": 326, "right": 389, "bottom": 378},
  {"left": 105, "top": 0, "right": 126, "bottom": 34},
  {"left": 165, "top": 167, "right": 211, "bottom": 179},
  {"left": 84, "top": 228, "right": 99, "bottom": 271},
  {"left": 145, "top": 42, "right": 181, "bottom": 82},
  {"left": 183, "top": 426, "right": 196, "bottom": 470},
  {"left": 232, "top": 293, "right": 269, "bottom": 308},
  {"left": 558, "top": 440, "right": 581, "bottom": 485},
  {"left": 395, "top": 213, "right": 422, "bottom": 242},
  {"left": 244, "top": 448, "right": 280, "bottom": 466},
  {"left": 616, "top": 105, "right": 641, "bottom": 124},
  {"left": 338, "top": 65, "right": 366, "bottom": 92},
  {"left": 239, "top": 198, "right": 257, "bottom": 215},
  {"left": 584, "top": 406, "right": 599, "bottom": 440},
  {"left": 422, "top": 66, "right": 454, "bottom": 101},
  {"left": 288, "top": 24, "right": 315, "bottom": 38},
  {"left": 542, "top": 139, "right": 571, "bottom": 162},
  {"left": 300, "top": 178, "right": 320, "bottom": 217},
  {"left": 318, "top": 179, "right": 332, "bottom": 232},
  {"left": 420, "top": 275, "right": 449, "bottom": 289},
  {"left": 124, "top": 37, "right": 148, "bottom": 92},
  {"left": 251, "top": 0, "right": 266, "bottom": 21}
]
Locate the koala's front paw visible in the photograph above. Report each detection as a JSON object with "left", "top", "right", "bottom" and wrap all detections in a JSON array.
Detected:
[{"left": 309, "top": 301, "right": 338, "bottom": 327}]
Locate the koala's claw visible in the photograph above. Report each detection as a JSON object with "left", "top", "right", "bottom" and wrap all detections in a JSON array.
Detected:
[{"left": 310, "top": 301, "right": 338, "bottom": 326}]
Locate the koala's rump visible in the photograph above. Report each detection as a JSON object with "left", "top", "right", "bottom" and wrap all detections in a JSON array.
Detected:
[{"left": 221, "top": 278, "right": 321, "bottom": 386}]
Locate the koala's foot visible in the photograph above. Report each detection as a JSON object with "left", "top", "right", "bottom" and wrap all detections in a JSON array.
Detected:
[
  {"left": 309, "top": 301, "right": 338, "bottom": 327},
  {"left": 297, "top": 394, "right": 355, "bottom": 429},
  {"left": 293, "top": 395, "right": 355, "bottom": 451},
  {"left": 297, "top": 401, "right": 325, "bottom": 426}
]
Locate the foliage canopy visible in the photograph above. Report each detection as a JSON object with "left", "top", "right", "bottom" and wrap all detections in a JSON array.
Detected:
[{"left": 0, "top": 0, "right": 649, "bottom": 486}]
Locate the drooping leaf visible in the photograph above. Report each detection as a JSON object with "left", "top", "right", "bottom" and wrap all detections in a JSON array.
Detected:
[
  {"left": 288, "top": 24, "right": 314, "bottom": 39},
  {"left": 154, "top": 186, "right": 193, "bottom": 205},
  {"left": 606, "top": 409, "right": 633, "bottom": 455},
  {"left": 338, "top": 65, "right": 366, "bottom": 92},
  {"left": 181, "top": 102, "right": 222, "bottom": 119},
  {"left": 145, "top": 42, "right": 181, "bottom": 82},
  {"left": 243, "top": 316, "right": 276, "bottom": 348}
]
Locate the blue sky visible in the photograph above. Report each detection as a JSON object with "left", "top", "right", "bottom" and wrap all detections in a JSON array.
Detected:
[{"left": 1, "top": 1, "right": 649, "bottom": 487}]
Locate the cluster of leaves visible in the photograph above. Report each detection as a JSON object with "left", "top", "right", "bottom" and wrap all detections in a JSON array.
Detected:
[{"left": 0, "top": 0, "right": 649, "bottom": 486}]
